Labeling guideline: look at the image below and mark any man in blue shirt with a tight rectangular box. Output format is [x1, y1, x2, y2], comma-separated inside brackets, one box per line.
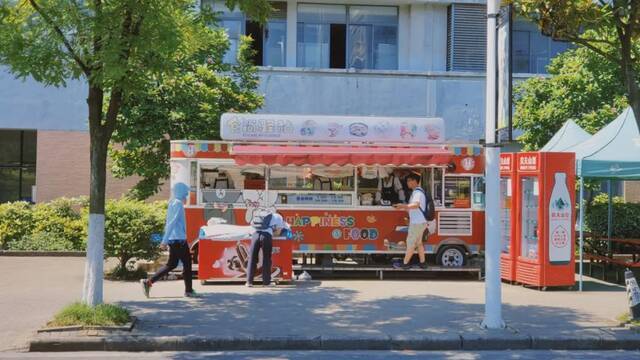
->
[141, 182, 197, 298]
[246, 211, 290, 287]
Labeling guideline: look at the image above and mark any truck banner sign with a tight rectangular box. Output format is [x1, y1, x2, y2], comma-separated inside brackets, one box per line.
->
[220, 113, 445, 144]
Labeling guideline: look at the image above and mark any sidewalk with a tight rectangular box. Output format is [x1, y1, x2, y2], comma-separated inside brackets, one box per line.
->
[28, 270, 640, 351]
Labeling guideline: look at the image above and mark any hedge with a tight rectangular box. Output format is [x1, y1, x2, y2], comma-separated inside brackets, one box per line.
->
[0, 198, 167, 267]
[0, 201, 34, 249]
[104, 198, 165, 270]
[584, 193, 640, 239]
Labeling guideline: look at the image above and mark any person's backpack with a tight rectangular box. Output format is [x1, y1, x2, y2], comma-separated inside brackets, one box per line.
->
[413, 187, 436, 221]
[251, 212, 273, 231]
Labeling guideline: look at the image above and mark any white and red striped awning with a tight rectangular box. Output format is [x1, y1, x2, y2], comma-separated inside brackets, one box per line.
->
[231, 145, 453, 166]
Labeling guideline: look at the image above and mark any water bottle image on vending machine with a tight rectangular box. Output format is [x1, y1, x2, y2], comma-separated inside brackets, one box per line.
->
[549, 172, 572, 265]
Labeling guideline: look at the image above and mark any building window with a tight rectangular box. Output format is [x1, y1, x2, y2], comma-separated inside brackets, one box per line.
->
[446, 4, 487, 72]
[297, 4, 398, 70]
[0, 130, 36, 203]
[447, 6, 570, 74]
[512, 19, 571, 74]
[202, 1, 287, 66]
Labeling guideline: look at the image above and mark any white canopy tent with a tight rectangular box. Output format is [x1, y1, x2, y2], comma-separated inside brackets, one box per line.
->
[556, 108, 640, 290]
[540, 119, 591, 152]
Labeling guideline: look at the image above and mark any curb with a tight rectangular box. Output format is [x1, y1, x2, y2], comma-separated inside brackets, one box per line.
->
[37, 317, 137, 334]
[0, 251, 85, 257]
[28, 332, 640, 352]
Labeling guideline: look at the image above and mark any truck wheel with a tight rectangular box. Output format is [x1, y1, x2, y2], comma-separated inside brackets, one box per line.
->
[437, 245, 467, 267]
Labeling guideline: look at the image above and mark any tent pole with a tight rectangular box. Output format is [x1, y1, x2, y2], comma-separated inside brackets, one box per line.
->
[579, 176, 585, 292]
[607, 180, 613, 255]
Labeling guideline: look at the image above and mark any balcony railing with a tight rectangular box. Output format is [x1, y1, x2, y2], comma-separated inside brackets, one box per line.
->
[257, 66, 488, 142]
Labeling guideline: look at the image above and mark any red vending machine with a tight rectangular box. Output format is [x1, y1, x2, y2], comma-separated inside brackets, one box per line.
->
[515, 152, 576, 288]
[500, 153, 518, 282]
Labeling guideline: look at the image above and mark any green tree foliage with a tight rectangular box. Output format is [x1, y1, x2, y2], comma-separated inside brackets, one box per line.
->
[110, 34, 263, 200]
[514, 0, 640, 130]
[513, 45, 630, 150]
[0, 0, 271, 305]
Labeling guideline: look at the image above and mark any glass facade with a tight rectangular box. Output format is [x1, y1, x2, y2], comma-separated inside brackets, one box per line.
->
[297, 21, 333, 68]
[202, 0, 287, 66]
[297, 4, 398, 70]
[297, 4, 345, 68]
[512, 19, 571, 74]
[0, 130, 36, 203]
[201, 2, 567, 74]
[202, 0, 245, 64]
[264, 20, 287, 67]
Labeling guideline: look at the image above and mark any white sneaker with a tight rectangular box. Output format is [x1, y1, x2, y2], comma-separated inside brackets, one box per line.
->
[265, 282, 277, 288]
[245, 282, 253, 288]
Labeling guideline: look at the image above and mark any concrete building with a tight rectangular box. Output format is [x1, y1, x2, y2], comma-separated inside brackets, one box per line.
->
[4, 0, 633, 204]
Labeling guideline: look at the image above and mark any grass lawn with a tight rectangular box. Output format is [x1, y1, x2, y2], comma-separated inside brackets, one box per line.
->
[617, 312, 640, 327]
[47, 302, 130, 327]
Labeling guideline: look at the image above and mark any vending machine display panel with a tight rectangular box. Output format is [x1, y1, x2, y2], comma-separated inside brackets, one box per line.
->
[520, 177, 540, 261]
[500, 177, 512, 254]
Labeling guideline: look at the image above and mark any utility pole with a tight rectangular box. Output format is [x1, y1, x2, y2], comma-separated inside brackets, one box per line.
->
[481, 0, 505, 330]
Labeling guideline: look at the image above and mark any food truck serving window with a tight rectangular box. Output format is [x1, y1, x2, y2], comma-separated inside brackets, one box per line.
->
[269, 166, 354, 207]
[268, 167, 354, 191]
[444, 176, 471, 208]
[199, 165, 265, 204]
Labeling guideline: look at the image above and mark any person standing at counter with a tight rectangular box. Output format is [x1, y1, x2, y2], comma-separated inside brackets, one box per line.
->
[141, 183, 197, 298]
[393, 173, 429, 269]
[247, 211, 291, 287]
[397, 169, 413, 202]
[376, 169, 405, 205]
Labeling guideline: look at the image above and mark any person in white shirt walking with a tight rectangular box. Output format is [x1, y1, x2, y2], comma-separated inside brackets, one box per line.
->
[393, 172, 429, 269]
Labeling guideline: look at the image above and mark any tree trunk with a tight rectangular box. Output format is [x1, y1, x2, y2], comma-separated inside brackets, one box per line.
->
[624, 68, 640, 129]
[618, 28, 640, 129]
[119, 256, 129, 271]
[82, 86, 108, 307]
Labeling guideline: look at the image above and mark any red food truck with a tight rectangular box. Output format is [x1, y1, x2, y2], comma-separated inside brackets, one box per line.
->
[170, 114, 487, 281]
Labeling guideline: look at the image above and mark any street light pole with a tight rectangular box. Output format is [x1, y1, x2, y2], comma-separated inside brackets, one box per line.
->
[481, 0, 505, 330]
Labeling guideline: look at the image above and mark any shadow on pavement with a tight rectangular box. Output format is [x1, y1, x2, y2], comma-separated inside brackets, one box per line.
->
[579, 279, 626, 292]
[117, 283, 607, 339]
[164, 350, 640, 360]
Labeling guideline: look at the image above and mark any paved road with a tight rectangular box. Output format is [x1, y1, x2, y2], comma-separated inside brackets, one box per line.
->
[0, 257, 631, 351]
[1, 351, 639, 359]
[0, 257, 117, 351]
[0, 257, 86, 351]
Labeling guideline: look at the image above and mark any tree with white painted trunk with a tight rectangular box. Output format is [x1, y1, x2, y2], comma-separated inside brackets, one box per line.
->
[0, 0, 270, 306]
